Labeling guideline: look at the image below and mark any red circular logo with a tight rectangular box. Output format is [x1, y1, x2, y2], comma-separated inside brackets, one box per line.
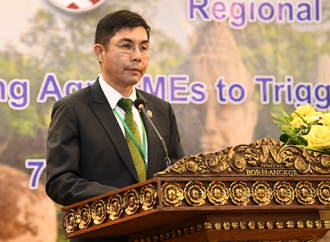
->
[49, 0, 105, 12]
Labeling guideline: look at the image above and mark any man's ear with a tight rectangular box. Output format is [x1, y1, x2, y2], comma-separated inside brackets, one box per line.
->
[94, 44, 104, 62]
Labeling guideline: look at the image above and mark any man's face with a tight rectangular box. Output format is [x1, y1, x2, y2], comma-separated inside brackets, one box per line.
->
[95, 26, 150, 96]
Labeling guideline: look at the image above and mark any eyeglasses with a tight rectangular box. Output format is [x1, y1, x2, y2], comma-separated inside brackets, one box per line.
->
[102, 42, 152, 57]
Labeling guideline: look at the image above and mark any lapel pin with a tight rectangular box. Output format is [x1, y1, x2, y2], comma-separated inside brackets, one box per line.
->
[147, 110, 153, 118]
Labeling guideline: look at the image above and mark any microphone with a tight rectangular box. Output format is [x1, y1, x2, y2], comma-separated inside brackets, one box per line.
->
[134, 98, 172, 168]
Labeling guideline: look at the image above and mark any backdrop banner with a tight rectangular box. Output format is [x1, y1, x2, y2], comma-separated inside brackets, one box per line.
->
[0, 0, 329, 241]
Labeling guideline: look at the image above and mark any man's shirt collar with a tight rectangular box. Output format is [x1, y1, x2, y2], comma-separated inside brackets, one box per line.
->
[98, 75, 137, 109]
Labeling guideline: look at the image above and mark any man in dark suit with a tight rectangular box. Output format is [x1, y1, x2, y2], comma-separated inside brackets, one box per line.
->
[46, 10, 184, 242]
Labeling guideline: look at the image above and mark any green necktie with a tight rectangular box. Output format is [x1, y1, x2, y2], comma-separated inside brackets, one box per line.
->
[117, 99, 147, 182]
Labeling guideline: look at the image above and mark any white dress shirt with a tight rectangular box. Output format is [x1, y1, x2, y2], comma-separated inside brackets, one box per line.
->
[99, 75, 149, 166]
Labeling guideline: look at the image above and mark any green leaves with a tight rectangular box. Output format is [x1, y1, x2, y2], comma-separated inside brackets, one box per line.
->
[271, 109, 308, 146]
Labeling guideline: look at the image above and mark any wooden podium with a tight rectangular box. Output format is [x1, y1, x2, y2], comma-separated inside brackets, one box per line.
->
[61, 138, 330, 242]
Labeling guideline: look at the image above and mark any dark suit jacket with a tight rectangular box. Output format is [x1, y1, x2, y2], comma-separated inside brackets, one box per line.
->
[46, 79, 184, 242]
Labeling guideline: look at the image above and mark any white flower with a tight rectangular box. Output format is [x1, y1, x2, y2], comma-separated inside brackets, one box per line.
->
[311, 116, 320, 120]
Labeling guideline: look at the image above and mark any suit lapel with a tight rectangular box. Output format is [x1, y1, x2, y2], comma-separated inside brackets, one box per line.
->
[89, 79, 139, 183]
[137, 90, 160, 179]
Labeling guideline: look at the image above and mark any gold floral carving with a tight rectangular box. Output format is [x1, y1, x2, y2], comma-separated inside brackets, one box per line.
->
[153, 235, 158, 242]
[207, 181, 229, 206]
[63, 209, 77, 233]
[229, 181, 251, 206]
[239, 222, 246, 229]
[123, 189, 139, 215]
[161, 182, 184, 207]
[317, 181, 330, 205]
[273, 181, 294, 205]
[266, 221, 273, 229]
[286, 221, 294, 229]
[204, 222, 212, 230]
[232, 222, 238, 229]
[146, 237, 151, 242]
[140, 184, 157, 211]
[165, 232, 170, 240]
[297, 221, 304, 228]
[214, 223, 221, 230]
[157, 138, 330, 176]
[76, 204, 92, 229]
[177, 229, 182, 236]
[159, 233, 165, 241]
[223, 222, 230, 230]
[257, 221, 264, 229]
[315, 220, 322, 229]
[183, 227, 189, 235]
[248, 221, 255, 229]
[184, 181, 206, 206]
[252, 181, 273, 205]
[190, 226, 195, 233]
[107, 194, 123, 220]
[91, 200, 107, 225]
[171, 231, 176, 238]
[324, 220, 330, 229]
[276, 221, 284, 229]
[197, 224, 202, 231]
[306, 220, 313, 228]
[295, 181, 315, 205]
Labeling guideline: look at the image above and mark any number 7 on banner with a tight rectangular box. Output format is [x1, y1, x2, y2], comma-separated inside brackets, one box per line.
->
[25, 159, 46, 190]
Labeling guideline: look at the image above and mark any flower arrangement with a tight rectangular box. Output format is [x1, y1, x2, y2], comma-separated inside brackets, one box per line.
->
[271, 103, 330, 154]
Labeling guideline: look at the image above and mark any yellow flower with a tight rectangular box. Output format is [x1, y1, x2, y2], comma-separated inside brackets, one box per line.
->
[292, 104, 315, 118]
[321, 113, 330, 126]
[310, 111, 323, 117]
[291, 116, 315, 128]
[291, 117, 303, 128]
[302, 125, 330, 149]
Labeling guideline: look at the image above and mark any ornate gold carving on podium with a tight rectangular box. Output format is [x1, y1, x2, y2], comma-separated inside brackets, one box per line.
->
[266, 221, 273, 229]
[223, 222, 230, 230]
[184, 181, 206, 206]
[239, 221, 246, 229]
[204, 222, 212, 230]
[123, 189, 139, 215]
[214, 222, 221, 230]
[231, 222, 238, 229]
[252, 181, 273, 205]
[273, 181, 294, 205]
[248, 221, 255, 229]
[317, 181, 330, 205]
[297, 221, 304, 228]
[315, 220, 322, 229]
[162, 182, 184, 207]
[276, 221, 284, 229]
[306, 220, 313, 228]
[140, 184, 157, 211]
[295, 181, 315, 205]
[229, 181, 250, 205]
[76, 204, 92, 229]
[189, 226, 195, 233]
[63, 209, 77, 233]
[107, 194, 123, 220]
[158, 138, 330, 176]
[286, 221, 294, 229]
[91, 200, 106, 225]
[207, 181, 229, 206]
[324, 220, 330, 229]
[257, 221, 264, 229]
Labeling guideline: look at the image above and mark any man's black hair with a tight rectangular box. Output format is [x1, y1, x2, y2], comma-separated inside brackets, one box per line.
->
[95, 10, 151, 46]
